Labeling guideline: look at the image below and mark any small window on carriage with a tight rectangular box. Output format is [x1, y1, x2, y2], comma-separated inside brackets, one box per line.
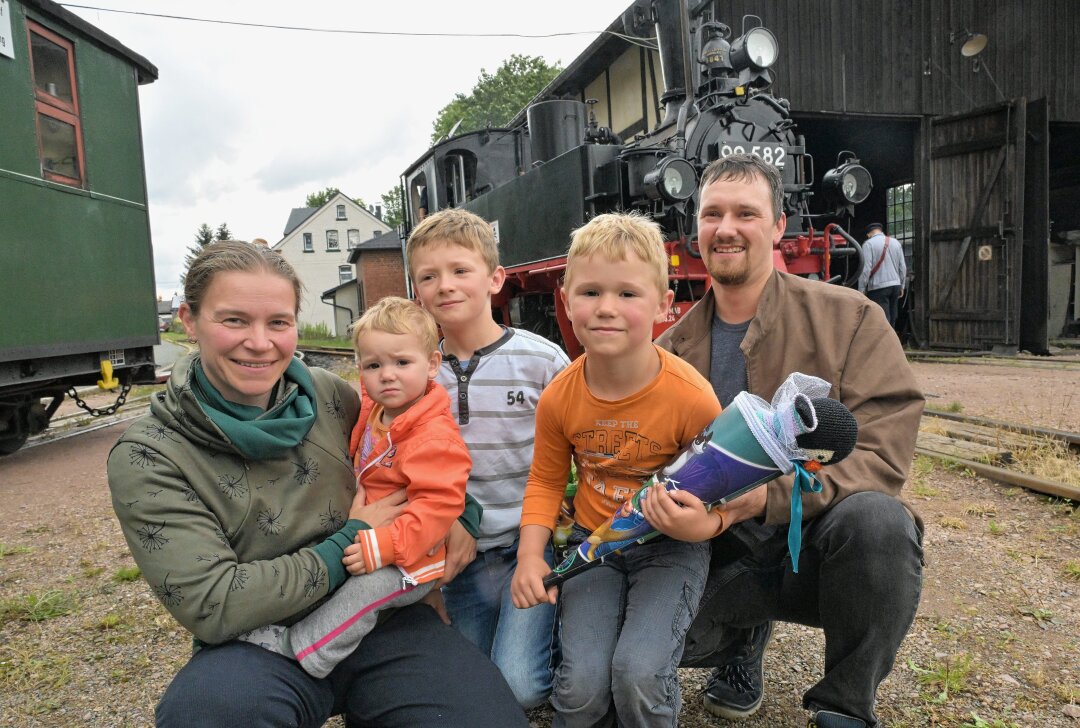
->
[28, 21, 85, 187]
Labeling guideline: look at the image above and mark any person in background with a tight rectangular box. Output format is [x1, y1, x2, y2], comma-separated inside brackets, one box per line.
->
[858, 222, 907, 329]
[107, 241, 526, 728]
[655, 155, 924, 728]
[407, 208, 569, 708]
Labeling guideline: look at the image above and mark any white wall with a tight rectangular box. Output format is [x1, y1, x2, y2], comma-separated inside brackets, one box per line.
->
[273, 193, 391, 336]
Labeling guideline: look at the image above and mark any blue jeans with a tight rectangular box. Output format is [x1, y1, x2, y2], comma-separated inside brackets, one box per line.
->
[442, 541, 557, 709]
[156, 603, 527, 728]
[681, 492, 924, 727]
[553, 530, 710, 728]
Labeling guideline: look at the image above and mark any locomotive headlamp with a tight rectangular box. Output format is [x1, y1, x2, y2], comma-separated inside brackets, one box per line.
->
[644, 157, 697, 202]
[823, 153, 872, 205]
[729, 27, 778, 70]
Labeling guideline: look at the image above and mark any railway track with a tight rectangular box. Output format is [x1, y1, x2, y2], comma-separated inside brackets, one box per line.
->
[26, 354, 1078, 503]
[906, 350, 1080, 371]
[917, 411, 1080, 501]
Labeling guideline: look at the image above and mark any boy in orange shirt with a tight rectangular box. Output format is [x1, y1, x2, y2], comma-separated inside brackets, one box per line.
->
[511, 213, 722, 727]
[240, 296, 470, 678]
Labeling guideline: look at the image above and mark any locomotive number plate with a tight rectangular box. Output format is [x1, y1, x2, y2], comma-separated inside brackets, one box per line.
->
[719, 144, 786, 168]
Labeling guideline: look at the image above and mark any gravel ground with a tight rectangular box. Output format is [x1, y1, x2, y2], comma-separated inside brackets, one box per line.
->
[1, 357, 1078, 727]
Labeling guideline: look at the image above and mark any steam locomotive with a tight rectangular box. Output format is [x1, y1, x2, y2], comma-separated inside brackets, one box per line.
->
[400, 0, 871, 357]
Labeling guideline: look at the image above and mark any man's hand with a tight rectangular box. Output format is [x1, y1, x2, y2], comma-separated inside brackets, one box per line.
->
[342, 543, 369, 576]
[434, 520, 477, 587]
[349, 489, 407, 527]
[712, 484, 767, 528]
[640, 485, 723, 542]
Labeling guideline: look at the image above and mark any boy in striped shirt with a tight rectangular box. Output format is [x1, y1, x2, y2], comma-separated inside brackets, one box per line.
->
[407, 208, 570, 709]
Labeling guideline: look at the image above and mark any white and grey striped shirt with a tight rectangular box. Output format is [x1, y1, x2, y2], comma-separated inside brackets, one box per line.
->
[436, 328, 570, 550]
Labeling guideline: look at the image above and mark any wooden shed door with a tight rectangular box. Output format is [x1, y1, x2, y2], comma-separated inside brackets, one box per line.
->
[927, 101, 1027, 350]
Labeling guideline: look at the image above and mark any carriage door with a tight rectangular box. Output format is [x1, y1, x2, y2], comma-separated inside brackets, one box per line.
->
[926, 99, 1049, 352]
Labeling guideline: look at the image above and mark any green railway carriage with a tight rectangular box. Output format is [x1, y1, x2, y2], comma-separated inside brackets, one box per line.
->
[0, 0, 158, 454]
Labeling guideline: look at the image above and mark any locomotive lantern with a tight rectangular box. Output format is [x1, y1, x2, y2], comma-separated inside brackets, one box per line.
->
[400, 0, 871, 357]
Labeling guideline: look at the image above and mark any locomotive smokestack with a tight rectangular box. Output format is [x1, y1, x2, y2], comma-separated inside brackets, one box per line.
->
[652, 0, 693, 126]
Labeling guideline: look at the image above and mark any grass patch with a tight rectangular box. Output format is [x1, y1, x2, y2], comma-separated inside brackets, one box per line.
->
[960, 714, 1019, 728]
[0, 590, 78, 625]
[128, 383, 165, 399]
[79, 558, 104, 578]
[112, 565, 141, 583]
[97, 613, 123, 630]
[988, 520, 1005, 536]
[1062, 560, 1080, 581]
[965, 502, 996, 517]
[1053, 683, 1080, 702]
[0, 646, 72, 693]
[1008, 439, 1080, 488]
[911, 482, 940, 498]
[939, 516, 968, 530]
[908, 653, 974, 703]
[924, 400, 965, 413]
[0, 543, 32, 558]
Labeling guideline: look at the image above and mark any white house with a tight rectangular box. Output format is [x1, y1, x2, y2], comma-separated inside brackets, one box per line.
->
[272, 192, 391, 336]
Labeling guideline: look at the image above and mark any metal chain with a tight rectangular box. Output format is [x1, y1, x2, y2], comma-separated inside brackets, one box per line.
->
[66, 381, 132, 417]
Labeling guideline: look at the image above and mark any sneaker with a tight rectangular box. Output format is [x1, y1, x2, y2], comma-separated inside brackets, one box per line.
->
[701, 621, 774, 719]
[808, 709, 868, 728]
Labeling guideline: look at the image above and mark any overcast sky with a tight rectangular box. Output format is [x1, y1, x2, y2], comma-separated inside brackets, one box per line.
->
[65, 1, 631, 299]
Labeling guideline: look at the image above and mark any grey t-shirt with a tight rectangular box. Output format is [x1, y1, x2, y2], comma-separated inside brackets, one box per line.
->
[708, 314, 780, 549]
[709, 315, 750, 408]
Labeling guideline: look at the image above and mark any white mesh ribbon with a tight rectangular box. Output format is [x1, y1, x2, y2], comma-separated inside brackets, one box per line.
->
[732, 372, 832, 473]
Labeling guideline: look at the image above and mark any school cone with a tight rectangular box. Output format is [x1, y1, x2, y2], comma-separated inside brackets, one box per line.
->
[542, 373, 858, 589]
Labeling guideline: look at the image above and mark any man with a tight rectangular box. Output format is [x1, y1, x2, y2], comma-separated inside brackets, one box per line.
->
[656, 154, 924, 728]
[858, 222, 907, 329]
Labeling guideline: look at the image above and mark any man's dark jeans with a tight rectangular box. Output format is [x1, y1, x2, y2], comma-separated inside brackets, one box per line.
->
[681, 492, 923, 727]
[867, 285, 902, 328]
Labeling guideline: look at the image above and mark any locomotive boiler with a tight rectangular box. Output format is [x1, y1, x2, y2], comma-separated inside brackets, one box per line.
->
[401, 0, 871, 357]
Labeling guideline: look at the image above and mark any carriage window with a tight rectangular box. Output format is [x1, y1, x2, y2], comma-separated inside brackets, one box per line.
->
[28, 22, 84, 187]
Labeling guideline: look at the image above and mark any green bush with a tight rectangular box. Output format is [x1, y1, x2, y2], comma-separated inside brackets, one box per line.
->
[299, 322, 334, 340]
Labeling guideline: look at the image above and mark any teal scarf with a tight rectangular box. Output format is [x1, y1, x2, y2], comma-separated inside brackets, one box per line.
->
[192, 357, 316, 459]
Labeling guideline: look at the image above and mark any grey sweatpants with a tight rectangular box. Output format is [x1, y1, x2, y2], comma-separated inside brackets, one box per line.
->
[238, 567, 433, 678]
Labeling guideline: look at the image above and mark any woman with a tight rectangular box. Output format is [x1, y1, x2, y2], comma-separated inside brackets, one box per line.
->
[108, 241, 526, 728]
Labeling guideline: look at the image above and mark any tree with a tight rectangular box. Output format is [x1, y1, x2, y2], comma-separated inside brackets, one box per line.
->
[303, 187, 365, 210]
[304, 187, 340, 208]
[214, 222, 232, 241]
[380, 186, 404, 228]
[431, 54, 562, 143]
[180, 223, 217, 285]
